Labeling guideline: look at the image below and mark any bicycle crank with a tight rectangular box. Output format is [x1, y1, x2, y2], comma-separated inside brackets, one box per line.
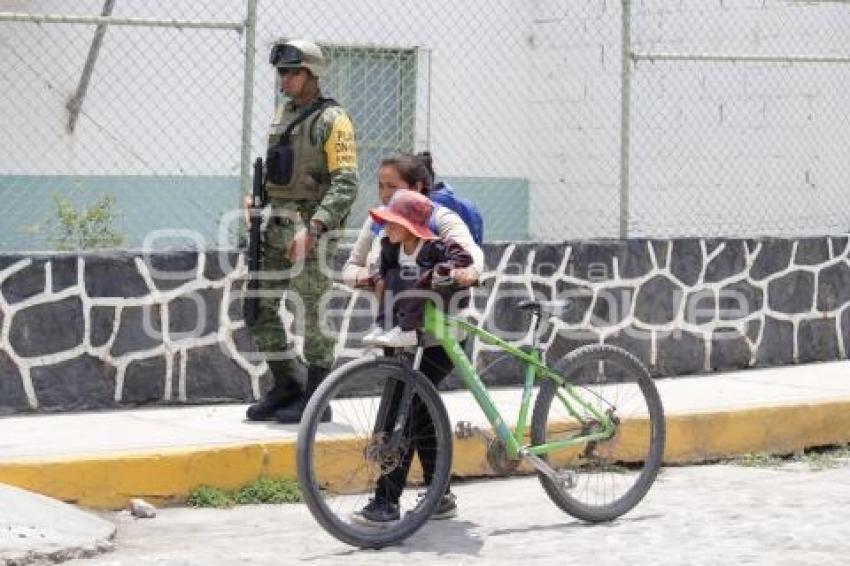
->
[521, 451, 578, 489]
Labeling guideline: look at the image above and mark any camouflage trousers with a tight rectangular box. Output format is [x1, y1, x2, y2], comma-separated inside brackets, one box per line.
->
[247, 201, 338, 381]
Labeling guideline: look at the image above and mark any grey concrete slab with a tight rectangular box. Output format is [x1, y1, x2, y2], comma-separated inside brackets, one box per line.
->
[0, 483, 115, 565]
[64, 461, 850, 565]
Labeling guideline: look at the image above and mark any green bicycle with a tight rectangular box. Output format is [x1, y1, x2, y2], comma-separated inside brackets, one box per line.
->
[297, 299, 666, 548]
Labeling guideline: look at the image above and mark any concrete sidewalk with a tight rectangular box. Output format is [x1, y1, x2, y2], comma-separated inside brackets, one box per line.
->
[1, 360, 849, 509]
[0, 484, 115, 564]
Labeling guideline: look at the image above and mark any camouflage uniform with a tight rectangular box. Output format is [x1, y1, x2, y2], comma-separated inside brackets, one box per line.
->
[251, 102, 357, 366]
[247, 40, 358, 422]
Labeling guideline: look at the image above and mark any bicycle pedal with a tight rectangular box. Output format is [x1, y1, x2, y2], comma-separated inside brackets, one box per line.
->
[455, 421, 474, 439]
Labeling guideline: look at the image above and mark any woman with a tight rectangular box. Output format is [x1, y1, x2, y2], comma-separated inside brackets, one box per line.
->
[343, 153, 482, 288]
[343, 153, 484, 524]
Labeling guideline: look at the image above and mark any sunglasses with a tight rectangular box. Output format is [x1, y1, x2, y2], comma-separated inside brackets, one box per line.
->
[269, 44, 302, 66]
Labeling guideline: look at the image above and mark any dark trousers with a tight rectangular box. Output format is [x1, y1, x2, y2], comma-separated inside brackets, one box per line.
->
[375, 344, 456, 504]
[377, 267, 459, 332]
[376, 266, 427, 331]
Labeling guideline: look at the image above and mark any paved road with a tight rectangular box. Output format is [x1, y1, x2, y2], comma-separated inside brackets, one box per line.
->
[69, 461, 850, 566]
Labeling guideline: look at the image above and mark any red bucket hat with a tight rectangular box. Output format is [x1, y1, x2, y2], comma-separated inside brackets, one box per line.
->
[369, 189, 437, 240]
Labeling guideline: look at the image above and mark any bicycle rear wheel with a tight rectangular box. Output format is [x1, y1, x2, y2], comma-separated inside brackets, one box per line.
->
[531, 344, 665, 522]
[297, 356, 452, 549]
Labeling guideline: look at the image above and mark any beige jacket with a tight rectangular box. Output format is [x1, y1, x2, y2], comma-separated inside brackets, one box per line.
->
[342, 206, 485, 287]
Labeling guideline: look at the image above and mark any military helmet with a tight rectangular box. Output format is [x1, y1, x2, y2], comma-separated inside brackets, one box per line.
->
[269, 39, 328, 77]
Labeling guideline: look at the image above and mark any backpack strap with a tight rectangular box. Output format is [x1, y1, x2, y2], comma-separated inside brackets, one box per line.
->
[428, 203, 441, 236]
[281, 97, 338, 142]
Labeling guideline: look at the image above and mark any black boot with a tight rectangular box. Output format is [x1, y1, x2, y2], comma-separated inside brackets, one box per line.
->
[274, 366, 331, 424]
[308, 366, 333, 423]
[246, 362, 299, 421]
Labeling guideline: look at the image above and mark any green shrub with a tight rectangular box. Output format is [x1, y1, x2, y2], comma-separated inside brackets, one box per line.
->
[234, 477, 302, 505]
[52, 195, 126, 250]
[186, 477, 301, 508]
[186, 485, 234, 508]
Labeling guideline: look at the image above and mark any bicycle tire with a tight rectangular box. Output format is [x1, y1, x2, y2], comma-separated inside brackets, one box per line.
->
[531, 344, 665, 522]
[297, 356, 453, 549]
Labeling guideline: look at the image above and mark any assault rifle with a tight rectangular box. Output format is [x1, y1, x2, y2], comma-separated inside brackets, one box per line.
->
[244, 157, 266, 326]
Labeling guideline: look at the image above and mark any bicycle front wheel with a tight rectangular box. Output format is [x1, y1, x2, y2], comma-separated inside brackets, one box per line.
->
[531, 344, 665, 522]
[297, 356, 453, 549]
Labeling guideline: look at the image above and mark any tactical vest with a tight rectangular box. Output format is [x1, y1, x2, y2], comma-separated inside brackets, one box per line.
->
[265, 99, 335, 201]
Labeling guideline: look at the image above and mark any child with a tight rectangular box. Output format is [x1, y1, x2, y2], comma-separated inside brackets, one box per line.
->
[363, 189, 474, 348]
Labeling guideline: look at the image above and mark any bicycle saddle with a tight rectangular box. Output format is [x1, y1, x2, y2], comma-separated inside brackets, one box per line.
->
[517, 299, 574, 315]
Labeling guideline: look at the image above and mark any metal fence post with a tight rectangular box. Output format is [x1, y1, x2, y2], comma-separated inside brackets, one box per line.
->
[619, 0, 632, 239]
[66, 0, 116, 134]
[239, 0, 258, 198]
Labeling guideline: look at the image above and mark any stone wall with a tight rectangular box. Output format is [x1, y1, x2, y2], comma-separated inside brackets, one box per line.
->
[0, 251, 261, 414]
[2, 236, 848, 413]
[459, 237, 850, 389]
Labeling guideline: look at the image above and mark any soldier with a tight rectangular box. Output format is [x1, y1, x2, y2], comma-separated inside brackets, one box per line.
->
[245, 39, 358, 424]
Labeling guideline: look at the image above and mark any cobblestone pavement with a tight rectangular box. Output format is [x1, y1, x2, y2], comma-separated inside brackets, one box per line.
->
[69, 460, 850, 566]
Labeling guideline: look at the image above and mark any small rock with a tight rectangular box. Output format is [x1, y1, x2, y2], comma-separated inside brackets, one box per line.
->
[129, 498, 157, 519]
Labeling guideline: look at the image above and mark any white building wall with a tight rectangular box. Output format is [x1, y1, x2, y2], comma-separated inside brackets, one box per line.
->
[527, 0, 624, 239]
[0, 0, 532, 178]
[0, 0, 245, 176]
[527, 0, 850, 239]
[2, 0, 850, 240]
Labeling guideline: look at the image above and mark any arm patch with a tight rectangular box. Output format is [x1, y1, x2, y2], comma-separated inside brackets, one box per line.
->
[324, 113, 357, 172]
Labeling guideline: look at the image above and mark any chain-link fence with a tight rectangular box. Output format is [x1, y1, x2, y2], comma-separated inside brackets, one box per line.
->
[0, 0, 248, 251]
[627, 0, 850, 238]
[2, 0, 850, 251]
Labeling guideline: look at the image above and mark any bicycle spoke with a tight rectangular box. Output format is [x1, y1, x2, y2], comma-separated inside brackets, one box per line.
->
[531, 345, 665, 522]
[297, 357, 453, 548]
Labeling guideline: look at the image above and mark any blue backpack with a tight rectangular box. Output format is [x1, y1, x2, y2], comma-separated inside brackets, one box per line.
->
[428, 182, 484, 245]
[371, 182, 484, 244]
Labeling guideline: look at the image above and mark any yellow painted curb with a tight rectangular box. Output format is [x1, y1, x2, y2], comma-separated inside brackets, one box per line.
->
[664, 400, 850, 463]
[0, 441, 297, 509]
[1, 400, 848, 509]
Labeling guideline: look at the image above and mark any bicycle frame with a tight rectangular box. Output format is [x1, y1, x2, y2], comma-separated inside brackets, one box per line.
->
[422, 302, 617, 461]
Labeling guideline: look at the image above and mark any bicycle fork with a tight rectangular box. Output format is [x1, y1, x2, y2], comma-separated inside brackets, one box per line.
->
[369, 347, 425, 463]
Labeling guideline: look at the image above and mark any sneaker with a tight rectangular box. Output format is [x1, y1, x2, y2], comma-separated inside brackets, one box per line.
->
[362, 327, 385, 345]
[351, 498, 400, 525]
[369, 326, 418, 348]
[415, 491, 458, 520]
